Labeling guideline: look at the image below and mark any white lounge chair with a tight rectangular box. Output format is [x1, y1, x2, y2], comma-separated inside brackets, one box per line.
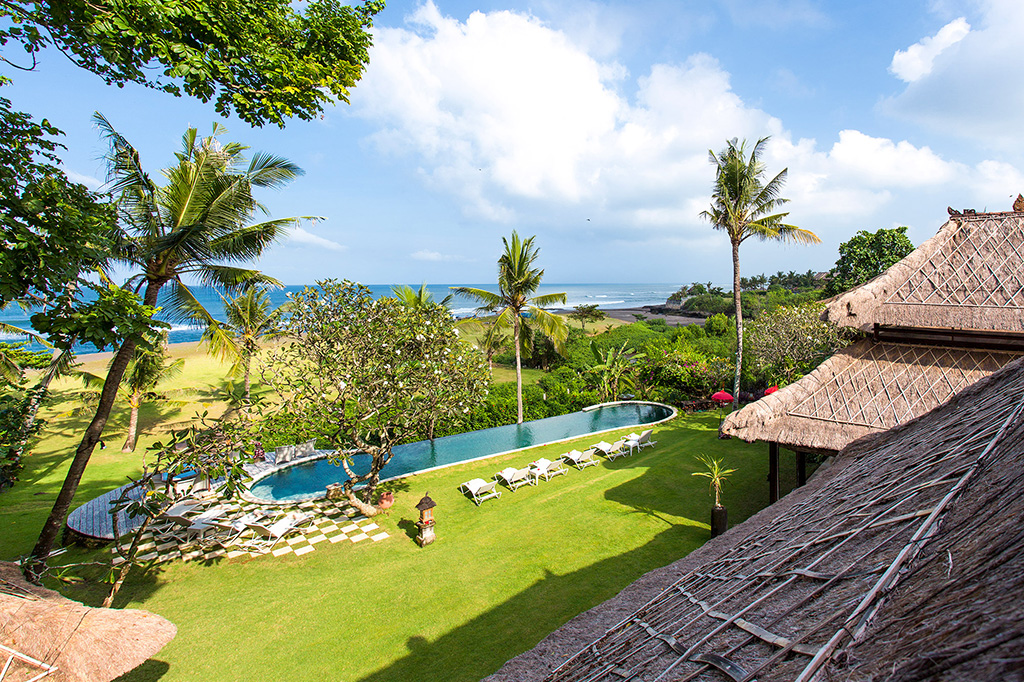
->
[495, 467, 535, 491]
[153, 513, 218, 544]
[460, 478, 502, 506]
[530, 458, 568, 482]
[240, 512, 313, 553]
[207, 511, 266, 545]
[637, 429, 657, 449]
[604, 439, 628, 461]
[563, 448, 600, 470]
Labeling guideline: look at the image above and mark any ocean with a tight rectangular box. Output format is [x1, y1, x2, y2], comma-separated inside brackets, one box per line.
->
[1, 283, 682, 354]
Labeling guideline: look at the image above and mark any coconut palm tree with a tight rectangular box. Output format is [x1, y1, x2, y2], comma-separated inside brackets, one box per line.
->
[189, 287, 288, 404]
[30, 114, 303, 564]
[81, 338, 185, 452]
[452, 232, 567, 424]
[700, 137, 820, 409]
[391, 283, 453, 309]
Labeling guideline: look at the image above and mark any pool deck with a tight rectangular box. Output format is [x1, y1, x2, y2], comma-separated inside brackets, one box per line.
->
[65, 457, 305, 542]
[66, 400, 678, 541]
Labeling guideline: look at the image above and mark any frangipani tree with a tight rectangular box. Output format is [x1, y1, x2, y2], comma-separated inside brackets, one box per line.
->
[260, 280, 489, 515]
[700, 136, 820, 408]
[452, 232, 567, 424]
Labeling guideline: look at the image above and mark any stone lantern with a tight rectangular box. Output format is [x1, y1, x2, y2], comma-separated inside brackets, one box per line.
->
[415, 492, 437, 547]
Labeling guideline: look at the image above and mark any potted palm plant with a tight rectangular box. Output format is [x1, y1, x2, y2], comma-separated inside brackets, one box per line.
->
[693, 454, 736, 537]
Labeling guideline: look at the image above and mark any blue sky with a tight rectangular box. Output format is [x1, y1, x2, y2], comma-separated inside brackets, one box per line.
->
[8, 0, 1024, 286]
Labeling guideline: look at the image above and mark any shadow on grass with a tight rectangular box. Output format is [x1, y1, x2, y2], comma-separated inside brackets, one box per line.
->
[356, 524, 703, 682]
[113, 659, 170, 681]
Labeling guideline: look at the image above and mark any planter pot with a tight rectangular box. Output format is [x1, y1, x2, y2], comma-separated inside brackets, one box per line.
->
[711, 506, 728, 537]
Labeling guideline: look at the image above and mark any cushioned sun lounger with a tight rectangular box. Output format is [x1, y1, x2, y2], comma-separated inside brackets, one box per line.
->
[460, 478, 502, 506]
[495, 466, 535, 491]
[530, 458, 568, 482]
[240, 512, 313, 553]
[604, 439, 628, 461]
[562, 448, 600, 469]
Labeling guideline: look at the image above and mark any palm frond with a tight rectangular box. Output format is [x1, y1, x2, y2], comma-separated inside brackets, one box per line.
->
[529, 292, 567, 308]
[450, 287, 504, 308]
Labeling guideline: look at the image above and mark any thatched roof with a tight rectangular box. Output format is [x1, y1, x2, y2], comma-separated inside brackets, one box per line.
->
[0, 562, 176, 682]
[720, 338, 1019, 453]
[824, 211, 1024, 332]
[486, 355, 1024, 682]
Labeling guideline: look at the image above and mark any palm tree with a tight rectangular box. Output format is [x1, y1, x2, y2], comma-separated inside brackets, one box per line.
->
[391, 283, 453, 309]
[190, 287, 288, 404]
[30, 114, 302, 564]
[81, 339, 185, 452]
[452, 232, 568, 424]
[700, 137, 820, 409]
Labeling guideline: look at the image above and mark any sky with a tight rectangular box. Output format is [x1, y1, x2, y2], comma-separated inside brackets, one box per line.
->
[7, 0, 1024, 287]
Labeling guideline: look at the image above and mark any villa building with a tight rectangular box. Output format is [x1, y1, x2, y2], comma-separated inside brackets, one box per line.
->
[722, 209, 1024, 501]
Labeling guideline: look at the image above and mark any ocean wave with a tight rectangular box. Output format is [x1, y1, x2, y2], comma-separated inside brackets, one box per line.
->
[559, 300, 626, 309]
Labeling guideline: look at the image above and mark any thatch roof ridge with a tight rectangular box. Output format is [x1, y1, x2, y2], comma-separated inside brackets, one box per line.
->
[508, 355, 1024, 682]
[722, 338, 1019, 453]
[0, 562, 176, 681]
[824, 211, 1024, 332]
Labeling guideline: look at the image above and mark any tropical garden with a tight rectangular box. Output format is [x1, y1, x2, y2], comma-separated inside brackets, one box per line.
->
[0, 1, 920, 679]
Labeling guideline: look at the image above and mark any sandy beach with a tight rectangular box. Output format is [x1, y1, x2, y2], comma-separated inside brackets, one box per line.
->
[553, 306, 704, 327]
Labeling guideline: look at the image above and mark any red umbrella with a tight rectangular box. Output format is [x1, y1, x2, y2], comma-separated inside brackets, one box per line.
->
[712, 390, 734, 403]
[765, 385, 779, 395]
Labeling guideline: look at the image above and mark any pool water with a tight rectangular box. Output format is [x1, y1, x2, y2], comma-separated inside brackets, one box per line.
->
[248, 402, 673, 503]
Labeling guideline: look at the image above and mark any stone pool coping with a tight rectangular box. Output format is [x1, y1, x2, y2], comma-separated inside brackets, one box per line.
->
[242, 400, 678, 506]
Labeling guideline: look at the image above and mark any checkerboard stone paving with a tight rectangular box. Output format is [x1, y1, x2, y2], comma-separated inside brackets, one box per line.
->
[112, 498, 389, 566]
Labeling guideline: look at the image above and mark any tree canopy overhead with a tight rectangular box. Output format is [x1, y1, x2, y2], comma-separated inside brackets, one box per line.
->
[1, 0, 384, 127]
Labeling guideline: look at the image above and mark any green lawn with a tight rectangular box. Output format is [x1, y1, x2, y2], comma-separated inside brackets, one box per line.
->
[489, 363, 546, 386]
[2, 345, 810, 681]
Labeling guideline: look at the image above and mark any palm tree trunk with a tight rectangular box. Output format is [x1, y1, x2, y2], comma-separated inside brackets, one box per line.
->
[732, 240, 743, 410]
[243, 355, 252, 405]
[514, 315, 524, 424]
[28, 281, 162, 571]
[122, 396, 140, 452]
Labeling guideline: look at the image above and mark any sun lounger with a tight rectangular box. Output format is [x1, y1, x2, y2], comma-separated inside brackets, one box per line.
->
[563, 448, 600, 470]
[240, 512, 313, 553]
[495, 466, 535, 491]
[604, 439, 628, 461]
[459, 478, 502, 506]
[153, 513, 218, 544]
[530, 458, 568, 482]
[207, 511, 266, 545]
[637, 429, 656, 449]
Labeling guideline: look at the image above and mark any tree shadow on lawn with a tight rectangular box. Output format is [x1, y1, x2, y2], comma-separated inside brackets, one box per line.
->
[354, 423, 748, 682]
[351, 416, 799, 682]
[356, 524, 705, 682]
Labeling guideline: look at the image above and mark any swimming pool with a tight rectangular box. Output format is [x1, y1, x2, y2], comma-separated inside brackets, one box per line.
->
[247, 401, 675, 503]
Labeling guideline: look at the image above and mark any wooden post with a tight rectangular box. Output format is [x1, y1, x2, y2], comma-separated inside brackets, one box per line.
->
[768, 441, 780, 504]
[797, 451, 807, 487]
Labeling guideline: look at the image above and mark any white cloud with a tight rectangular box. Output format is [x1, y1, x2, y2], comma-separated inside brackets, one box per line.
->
[65, 169, 103, 190]
[890, 17, 970, 83]
[287, 226, 346, 251]
[411, 249, 467, 262]
[351, 2, 1024, 249]
[882, 0, 1024, 149]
